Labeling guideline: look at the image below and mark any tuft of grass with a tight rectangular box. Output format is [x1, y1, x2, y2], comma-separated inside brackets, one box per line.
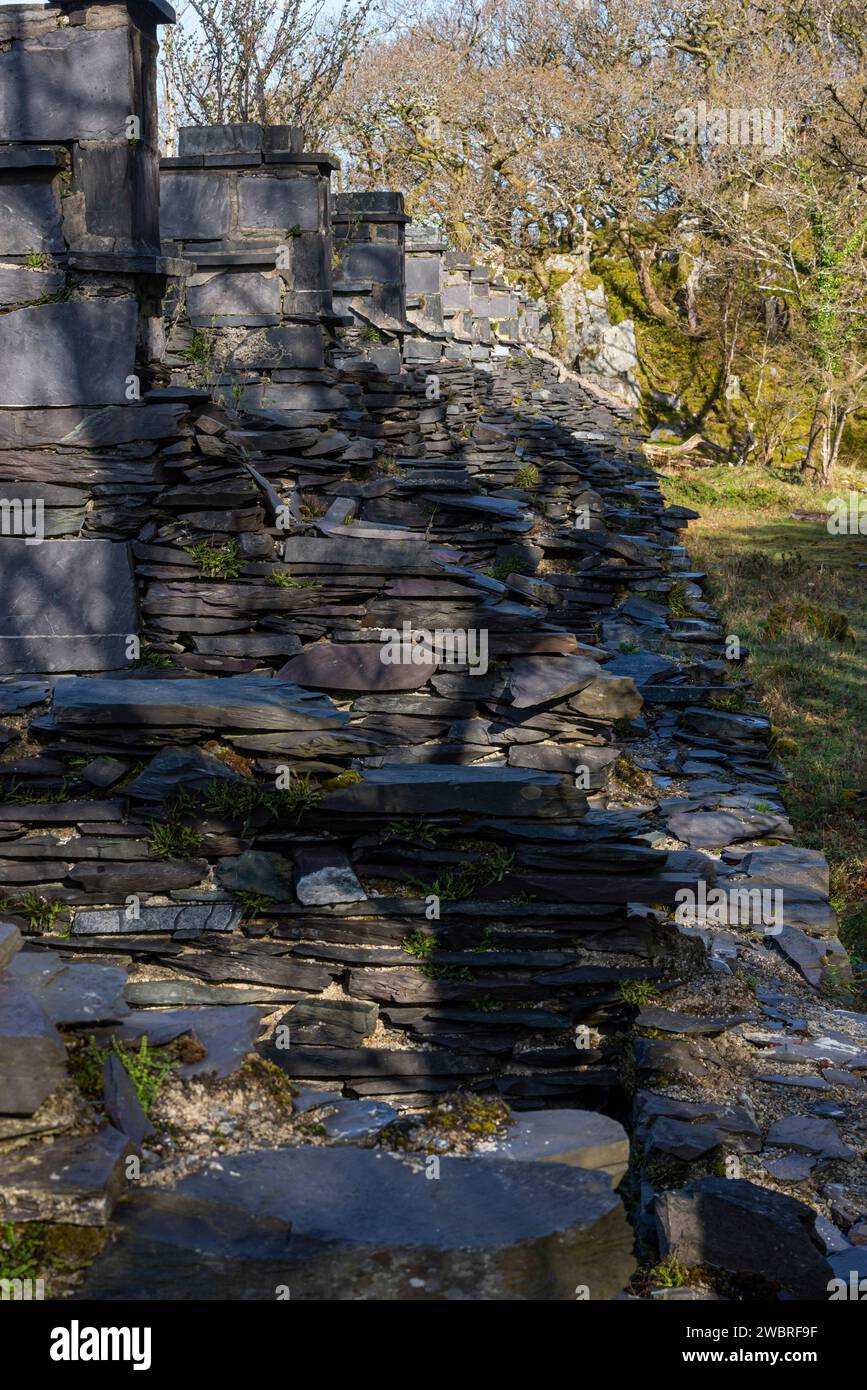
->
[402, 928, 438, 961]
[619, 980, 661, 1006]
[648, 1254, 690, 1289]
[179, 330, 212, 367]
[201, 774, 322, 826]
[236, 892, 276, 921]
[0, 1222, 44, 1282]
[414, 846, 515, 902]
[0, 892, 64, 932]
[708, 690, 747, 712]
[75, 1035, 175, 1116]
[147, 819, 203, 860]
[130, 645, 173, 668]
[0, 777, 71, 805]
[667, 579, 691, 616]
[185, 537, 243, 580]
[268, 570, 322, 589]
[484, 555, 533, 581]
[385, 818, 450, 846]
[765, 601, 852, 644]
[512, 463, 540, 488]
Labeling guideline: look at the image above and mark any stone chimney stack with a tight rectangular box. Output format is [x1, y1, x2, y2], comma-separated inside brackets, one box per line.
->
[160, 123, 341, 413]
[332, 191, 411, 371]
[0, 0, 178, 407]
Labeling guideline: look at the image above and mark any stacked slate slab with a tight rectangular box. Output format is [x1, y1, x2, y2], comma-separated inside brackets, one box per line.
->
[332, 190, 413, 374]
[160, 122, 341, 416]
[0, 0, 183, 410]
[403, 225, 448, 365]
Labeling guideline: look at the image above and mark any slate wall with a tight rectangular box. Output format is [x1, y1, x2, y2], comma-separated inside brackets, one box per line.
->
[404, 228, 447, 365]
[0, 0, 179, 409]
[332, 191, 410, 372]
[159, 124, 340, 412]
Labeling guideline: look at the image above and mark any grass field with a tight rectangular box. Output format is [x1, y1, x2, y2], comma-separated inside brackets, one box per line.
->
[658, 464, 867, 975]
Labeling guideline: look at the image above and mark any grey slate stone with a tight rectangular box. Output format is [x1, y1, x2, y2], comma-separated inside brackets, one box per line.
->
[179, 123, 263, 156]
[160, 174, 231, 241]
[293, 848, 366, 906]
[604, 652, 676, 682]
[0, 179, 64, 255]
[0, 27, 131, 141]
[0, 1126, 133, 1225]
[0, 920, 22, 970]
[0, 268, 65, 305]
[0, 974, 68, 1115]
[320, 764, 588, 819]
[218, 850, 295, 900]
[6, 954, 129, 1025]
[481, 1109, 629, 1185]
[764, 1154, 816, 1182]
[655, 1177, 833, 1299]
[278, 641, 435, 691]
[279, 997, 378, 1047]
[666, 808, 792, 849]
[124, 981, 301, 1008]
[0, 538, 137, 675]
[738, 846, 829, 895]
[102, 1053, 154, 1148]
[238, 175, 320, 231]
[97, 1006, 263, 1079]
[0, 682, 50, 712]
[73, 904, 242, 936]
[765, 1114, 857, 1160]
[317, 1099, 398, 1143]
[0, 300, 138, 407]
[80, 1146, 635, 1300]
[51, 676, 346, 732]
[187, 271, 280, 327]
[124, 746, 244, 801]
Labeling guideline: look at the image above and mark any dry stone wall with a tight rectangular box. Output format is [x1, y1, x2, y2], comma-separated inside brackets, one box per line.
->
[0, 4, 863, 1305]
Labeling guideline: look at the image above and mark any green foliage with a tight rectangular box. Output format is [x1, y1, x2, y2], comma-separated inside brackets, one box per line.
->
[619, 979, 661, 1006]
[0, 892, 64, 932]
[648, 1254, 690, 1289]
[765, 601, 851, 644]
[385, 818, 450, 845]
[402, 928, 438, 961]
[708, 690, 747, 712]
[269, 569, 322, 589]
[0, 777, 71, 805]
[201, 774, 322, 825]
[667, 580, 690, 616]
[185, 537, 243, 580]
[179, 330, 212, 366]
[484, 555, 533, 581]
[147, 818, 203, 860]
[236, 892, 276, 922]
[416, 846, 515, 901]
[75, 1034, 174, 1115]
[512, 463, 540, 488]
[0, 1223, 43, 1282]
[131, 645, 173, 668]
